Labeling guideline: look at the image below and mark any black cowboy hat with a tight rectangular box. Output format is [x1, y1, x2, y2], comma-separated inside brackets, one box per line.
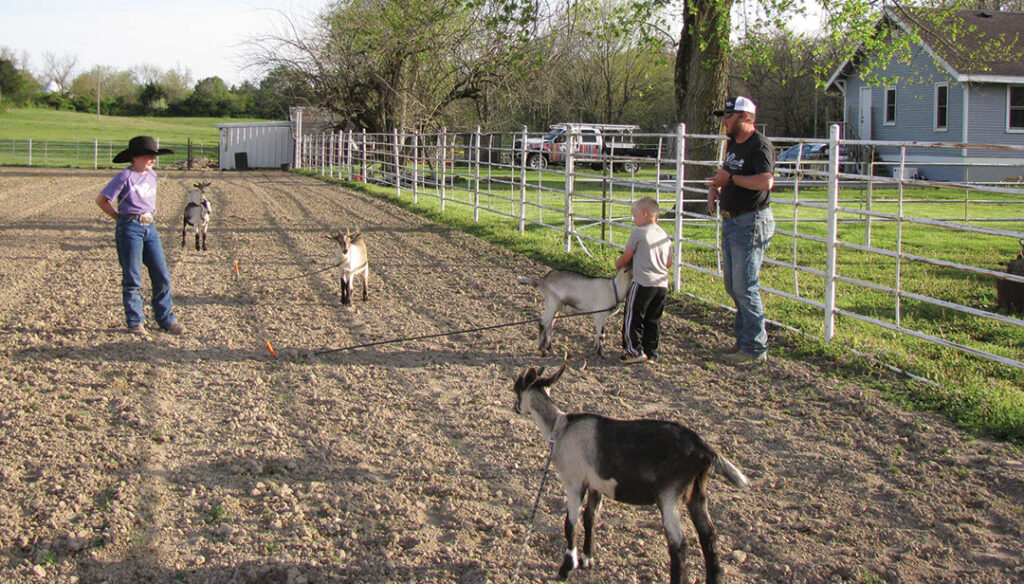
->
[112, 136, 174, 163]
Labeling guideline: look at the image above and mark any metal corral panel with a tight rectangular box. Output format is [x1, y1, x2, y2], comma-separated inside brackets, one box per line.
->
[218, 122, 294, 170]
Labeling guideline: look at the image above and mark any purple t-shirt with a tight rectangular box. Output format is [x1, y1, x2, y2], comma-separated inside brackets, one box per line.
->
[100, 168, 159, 215]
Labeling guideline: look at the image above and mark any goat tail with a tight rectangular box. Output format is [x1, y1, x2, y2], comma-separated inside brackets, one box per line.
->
[517, 277, 537, 287]
[714, 456, 750, 488]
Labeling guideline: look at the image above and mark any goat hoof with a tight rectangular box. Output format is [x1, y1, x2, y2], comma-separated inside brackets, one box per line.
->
[557, 554, 577, 579]
[580, 556, 595, 569]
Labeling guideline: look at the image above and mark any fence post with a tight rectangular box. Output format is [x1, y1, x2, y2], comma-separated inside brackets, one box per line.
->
[321, 133, 327, 176]
[563, 126, 576, 253]
[440, 127, 448, 212]
[474, 126, 482, 222]
[393, 128, 402, 197]
[519, 126, 528, 235]
[344, 130, 352, 180]
[412, 132, 419, 203]
[339, 130, 348, 176]
[673, 123, 686, 291]
[823, 123, 841, 341]
[94, 139, 99, 170]
[896, 145, 907, 330]
[361, 129, 367, 183]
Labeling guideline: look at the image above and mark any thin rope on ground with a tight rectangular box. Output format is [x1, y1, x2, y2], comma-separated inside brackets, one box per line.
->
[313, 308, 614, 356]
[510, 441, 555, 584]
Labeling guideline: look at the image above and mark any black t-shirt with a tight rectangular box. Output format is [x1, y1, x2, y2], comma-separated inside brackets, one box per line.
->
[721, 131, 774, 213]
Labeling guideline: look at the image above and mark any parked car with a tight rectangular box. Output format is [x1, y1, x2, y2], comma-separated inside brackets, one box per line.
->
[776, 142, 858, 176]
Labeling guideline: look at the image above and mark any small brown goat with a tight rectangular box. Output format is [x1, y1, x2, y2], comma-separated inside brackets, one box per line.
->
[996, 239, 1024, 313]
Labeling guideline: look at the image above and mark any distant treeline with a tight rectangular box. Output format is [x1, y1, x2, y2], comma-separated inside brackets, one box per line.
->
[0, 57, 294, 119]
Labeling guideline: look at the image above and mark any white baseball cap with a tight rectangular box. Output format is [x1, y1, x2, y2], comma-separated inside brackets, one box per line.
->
[713, 96, 757, 116]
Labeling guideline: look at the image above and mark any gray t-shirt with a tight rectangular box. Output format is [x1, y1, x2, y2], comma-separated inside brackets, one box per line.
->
[626, 222, 671, 288]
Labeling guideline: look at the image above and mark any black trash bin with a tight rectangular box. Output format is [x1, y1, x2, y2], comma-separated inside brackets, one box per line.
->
[234, 152, 249, 170]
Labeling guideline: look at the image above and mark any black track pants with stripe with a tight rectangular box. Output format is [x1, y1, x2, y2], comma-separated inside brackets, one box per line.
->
[621, 282, 667, 358]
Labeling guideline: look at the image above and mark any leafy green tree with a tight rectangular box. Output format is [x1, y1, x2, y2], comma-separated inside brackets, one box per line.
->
[160, 67, 193, 104]
[729, 29, 843, 138]
[139, 82, 169, 113]
[0, 58, 36, 106]
[181, 76, 234, 116]
[248, 0, 536, 131]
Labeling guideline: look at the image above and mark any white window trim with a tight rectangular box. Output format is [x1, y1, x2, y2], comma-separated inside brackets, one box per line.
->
[1008, 85, 1024, 134]
[884, 87, 897, 126]
[934, 82, 949, 132]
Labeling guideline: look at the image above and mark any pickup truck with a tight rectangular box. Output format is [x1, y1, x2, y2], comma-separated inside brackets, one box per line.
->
[512, 123, 645, 172]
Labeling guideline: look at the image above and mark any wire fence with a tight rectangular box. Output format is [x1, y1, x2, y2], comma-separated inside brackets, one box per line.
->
[0, 138, 219, 169]
[298, 124, 1024, 370]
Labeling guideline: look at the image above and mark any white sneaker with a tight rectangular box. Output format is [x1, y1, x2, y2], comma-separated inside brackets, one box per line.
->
[619, 353, 649, 365]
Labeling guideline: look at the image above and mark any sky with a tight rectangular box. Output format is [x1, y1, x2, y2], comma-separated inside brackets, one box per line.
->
[0, 0, 331, 87]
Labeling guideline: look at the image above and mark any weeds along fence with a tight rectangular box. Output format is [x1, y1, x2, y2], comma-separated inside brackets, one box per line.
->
[0, 138, 218, 169]
[305, 124, 1024, 370]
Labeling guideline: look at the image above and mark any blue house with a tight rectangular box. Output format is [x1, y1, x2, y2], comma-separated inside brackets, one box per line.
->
[826, 7, 1024, 182]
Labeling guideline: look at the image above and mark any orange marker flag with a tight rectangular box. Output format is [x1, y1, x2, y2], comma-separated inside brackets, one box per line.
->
[233, 260, 240, 276]
[266, 340, 277, 357]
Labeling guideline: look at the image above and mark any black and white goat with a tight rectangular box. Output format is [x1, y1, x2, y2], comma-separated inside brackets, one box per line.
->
[325, 229, 368, 305]
[181, 181, 212, 251]
[517, 266, 632, 356]
[512, 364, 749, 584]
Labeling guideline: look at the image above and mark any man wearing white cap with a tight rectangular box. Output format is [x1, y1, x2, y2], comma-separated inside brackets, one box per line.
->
[706, 96, 776, 363]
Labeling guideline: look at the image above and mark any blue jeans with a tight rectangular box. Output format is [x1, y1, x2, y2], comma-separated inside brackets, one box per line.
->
[721, 208, 775, 356]
[115, 217, 176, 328]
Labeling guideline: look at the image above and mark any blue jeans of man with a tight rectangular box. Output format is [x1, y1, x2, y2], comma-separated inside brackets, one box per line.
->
[721, 207, 775, 356]
[115, 217, 176, 328]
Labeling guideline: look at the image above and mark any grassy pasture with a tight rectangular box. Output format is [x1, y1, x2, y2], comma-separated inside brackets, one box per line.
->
[301, 165, 1024, 444]
[0, 106, 273, 142]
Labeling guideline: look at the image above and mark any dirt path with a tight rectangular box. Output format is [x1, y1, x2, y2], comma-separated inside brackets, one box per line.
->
[0, 167, 1021, 584]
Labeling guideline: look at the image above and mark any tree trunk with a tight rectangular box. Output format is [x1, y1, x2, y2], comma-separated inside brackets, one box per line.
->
[675, 0, 734, 157]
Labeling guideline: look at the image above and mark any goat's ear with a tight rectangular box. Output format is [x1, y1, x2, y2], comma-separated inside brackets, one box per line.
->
[351, 232, 363, 242]
[545, 362, 566, 386]
[513, 368, 531, 393]
[515, 367, 540, 392]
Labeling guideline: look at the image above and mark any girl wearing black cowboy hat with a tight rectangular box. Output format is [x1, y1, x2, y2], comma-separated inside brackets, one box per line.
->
[96, 136, 184, 336]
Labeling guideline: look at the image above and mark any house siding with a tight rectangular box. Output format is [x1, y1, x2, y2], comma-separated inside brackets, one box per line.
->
[842, 42, 1024, 182]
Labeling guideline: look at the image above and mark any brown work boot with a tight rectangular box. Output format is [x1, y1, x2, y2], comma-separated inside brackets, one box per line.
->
[160, 321, 185, 335]
[721, 350, 766, 365]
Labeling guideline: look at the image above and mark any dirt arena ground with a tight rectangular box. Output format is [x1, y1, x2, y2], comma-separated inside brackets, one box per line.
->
[1, 167, 1022, 584]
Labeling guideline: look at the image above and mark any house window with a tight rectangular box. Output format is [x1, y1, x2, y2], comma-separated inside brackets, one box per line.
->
[885, 87, 897, 125]
[935, 83, 948, 131]
[1010, 86, 1024, 132]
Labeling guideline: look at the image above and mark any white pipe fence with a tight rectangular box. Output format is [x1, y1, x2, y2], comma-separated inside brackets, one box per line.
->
[296, 124, 1024, 370]
[0, 138, 218, 169]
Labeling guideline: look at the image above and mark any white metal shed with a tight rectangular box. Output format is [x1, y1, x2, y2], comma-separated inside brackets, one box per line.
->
[218, 121, 295, 170]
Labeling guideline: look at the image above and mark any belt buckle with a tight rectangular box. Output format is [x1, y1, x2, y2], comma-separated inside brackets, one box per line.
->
[139, 213, 154, 225]
[721, 210, 735, 220]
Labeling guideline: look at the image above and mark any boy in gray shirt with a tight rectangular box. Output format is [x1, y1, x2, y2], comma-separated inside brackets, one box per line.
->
[615, 197, 672, 364]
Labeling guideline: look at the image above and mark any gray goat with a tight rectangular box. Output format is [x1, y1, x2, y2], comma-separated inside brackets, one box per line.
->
[512, 364, 749, 584]
[181, 181, 212, 251]
[517, 266, 632, 356]
[326, 229, 368, 305]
